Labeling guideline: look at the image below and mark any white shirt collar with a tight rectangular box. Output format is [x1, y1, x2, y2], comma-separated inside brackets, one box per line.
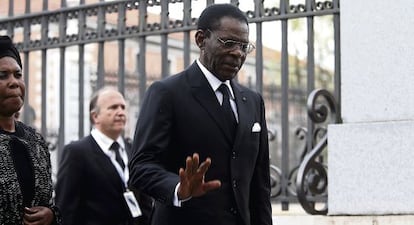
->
[196, 59, 235, 100]
[90, 128, 125, 154]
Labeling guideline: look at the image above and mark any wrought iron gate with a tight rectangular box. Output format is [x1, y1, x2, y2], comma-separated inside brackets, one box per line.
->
[0, 0, 340, 214]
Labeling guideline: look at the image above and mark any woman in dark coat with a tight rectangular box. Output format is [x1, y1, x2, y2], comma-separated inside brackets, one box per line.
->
[0, 35, 61, 225]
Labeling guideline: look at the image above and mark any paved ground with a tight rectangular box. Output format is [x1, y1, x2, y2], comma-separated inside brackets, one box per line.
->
[272, 202, 309, 225]
[272, 202, 307, 216]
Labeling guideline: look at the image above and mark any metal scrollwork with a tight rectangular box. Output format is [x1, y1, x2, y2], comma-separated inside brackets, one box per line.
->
[290, 4, 306, 13]
[264, 7, 280, 16]
[296, 89, 340, 215]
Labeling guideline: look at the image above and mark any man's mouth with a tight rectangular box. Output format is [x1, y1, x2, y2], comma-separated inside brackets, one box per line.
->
[223, 63, 239, 71]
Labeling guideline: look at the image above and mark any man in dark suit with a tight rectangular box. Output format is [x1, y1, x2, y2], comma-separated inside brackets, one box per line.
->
[129, 4, 272, 225]
[55, 87, 152, 225]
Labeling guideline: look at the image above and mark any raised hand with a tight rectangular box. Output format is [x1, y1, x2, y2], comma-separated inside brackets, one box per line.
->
[177, 153, 221, 200]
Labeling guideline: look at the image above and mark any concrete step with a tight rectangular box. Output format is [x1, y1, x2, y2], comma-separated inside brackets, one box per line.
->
[272, 204, 414, 225]
[273, 215, 414, 225]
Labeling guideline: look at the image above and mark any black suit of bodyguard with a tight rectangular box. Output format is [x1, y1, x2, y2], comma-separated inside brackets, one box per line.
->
[55, 87, 152, 225]
[129, 4, 272, 225]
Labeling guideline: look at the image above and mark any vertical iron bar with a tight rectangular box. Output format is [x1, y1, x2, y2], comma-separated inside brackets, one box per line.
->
[58, 1, 67, 162]
[78, 45, 85, 138]
[59, 48, 65, 161]
[254, 0, 264, 94]
[23, 53, 30, 123]
[40, 0, 48, 136]
[118, 40, 126, 93]
[22, 14, 30, 126]
[306, 0, 315, 153]
[25, 0, 30, 14]
[8, 0, 13, 16]
[78, 5, 86, 138]
[118, 2, 126, 94]
[183, 33, 190, 68]
[183, 0, 191, 68]
[280, 0, 290, 211]
[7, 0, 14, 36]
[41, 48, 47, 136]
[138, 0, 147, 105]
[42, 1, 47, 11]
[333, 0, 341, 121]
[161, 0, 169, 78]
[97, 5, 105, 89]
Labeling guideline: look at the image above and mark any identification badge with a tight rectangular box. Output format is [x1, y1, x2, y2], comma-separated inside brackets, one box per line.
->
[123, 191, 142, 218]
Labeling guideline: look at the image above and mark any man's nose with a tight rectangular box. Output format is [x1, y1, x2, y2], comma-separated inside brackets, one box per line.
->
[230, 46, 246, 57]
[117, 107, 126, 114]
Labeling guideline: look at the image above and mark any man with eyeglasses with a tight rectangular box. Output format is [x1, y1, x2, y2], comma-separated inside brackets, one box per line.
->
[129, 3, 272, 225]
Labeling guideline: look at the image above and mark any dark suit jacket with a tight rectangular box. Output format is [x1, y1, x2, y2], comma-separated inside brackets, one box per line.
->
[129, 62, 272, 225]
[55, 135, 153, 225]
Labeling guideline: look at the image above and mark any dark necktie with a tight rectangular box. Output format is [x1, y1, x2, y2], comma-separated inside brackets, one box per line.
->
[218, 84, 237, 139]
[110, 142, 125, 170]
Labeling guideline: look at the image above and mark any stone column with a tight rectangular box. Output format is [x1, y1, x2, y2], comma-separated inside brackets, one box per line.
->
[328, 0, 414, 215]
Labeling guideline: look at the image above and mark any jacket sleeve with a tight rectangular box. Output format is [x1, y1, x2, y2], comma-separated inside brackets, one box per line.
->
[129, 81, 180, 205]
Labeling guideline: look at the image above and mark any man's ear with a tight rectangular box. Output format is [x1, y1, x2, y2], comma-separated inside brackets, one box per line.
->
[91, 111, 98, 124]
[195, 29, 206, 49]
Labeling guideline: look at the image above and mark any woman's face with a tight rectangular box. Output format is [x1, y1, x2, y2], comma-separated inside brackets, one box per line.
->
[0, 56, 25, 117]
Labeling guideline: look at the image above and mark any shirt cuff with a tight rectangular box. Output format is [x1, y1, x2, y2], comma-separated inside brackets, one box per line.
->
[173, 182, 191, 207]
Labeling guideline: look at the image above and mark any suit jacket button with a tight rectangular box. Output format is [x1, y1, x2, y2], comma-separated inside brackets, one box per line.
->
[232, 151, 236, 159]
[232, 180, 237, 188]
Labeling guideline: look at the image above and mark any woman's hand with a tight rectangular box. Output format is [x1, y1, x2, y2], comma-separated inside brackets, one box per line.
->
[23, 206, 54, 225]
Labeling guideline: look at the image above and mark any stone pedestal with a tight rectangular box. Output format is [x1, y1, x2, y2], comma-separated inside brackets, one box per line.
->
[328, 0, 414, 215]
[329, 121, 414, 214]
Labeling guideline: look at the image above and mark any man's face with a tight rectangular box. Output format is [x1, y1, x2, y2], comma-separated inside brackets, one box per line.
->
[92, 90, 126, 139]
[0, 56, 25, 117]
[198, 17, 250, 81]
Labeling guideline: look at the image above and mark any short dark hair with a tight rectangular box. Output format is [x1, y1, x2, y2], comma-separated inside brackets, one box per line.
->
[197, 4, 248, 32]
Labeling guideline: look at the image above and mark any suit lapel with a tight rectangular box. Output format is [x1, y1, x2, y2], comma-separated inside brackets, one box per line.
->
[232, 82, 249, 146]
[88, 137, 125, 190]
[187, 63, 234, 144]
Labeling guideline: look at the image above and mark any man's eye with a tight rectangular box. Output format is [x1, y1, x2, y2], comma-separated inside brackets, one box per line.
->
[224, 40, 237, 48]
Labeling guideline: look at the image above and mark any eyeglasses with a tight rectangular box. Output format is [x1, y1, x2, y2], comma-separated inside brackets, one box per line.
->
[207, 29, 255, 54]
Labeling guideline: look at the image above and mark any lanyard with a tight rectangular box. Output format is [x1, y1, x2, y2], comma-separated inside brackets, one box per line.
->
[108, 150, 129, 188]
